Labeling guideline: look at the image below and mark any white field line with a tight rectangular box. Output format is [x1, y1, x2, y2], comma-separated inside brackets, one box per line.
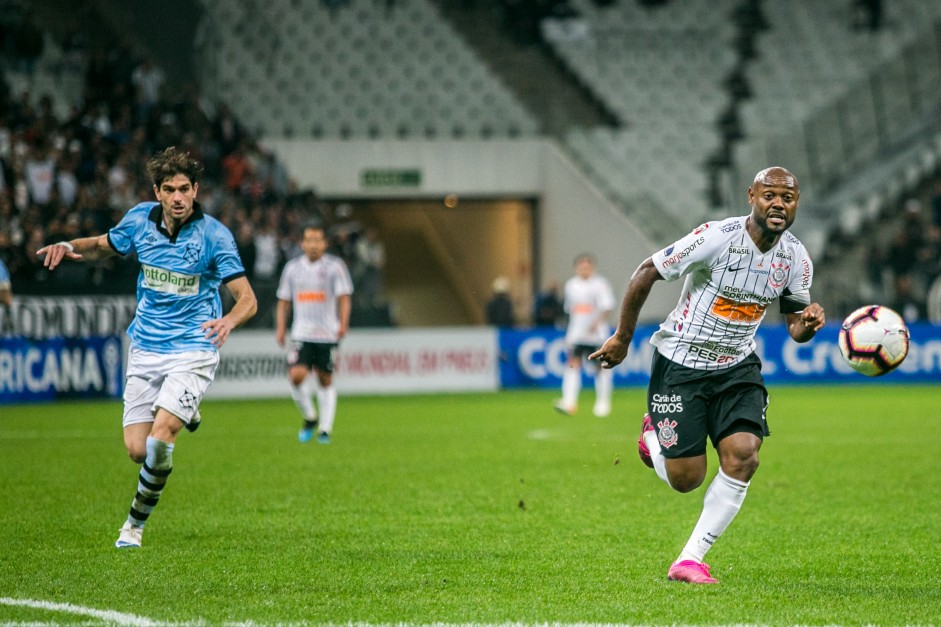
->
[0, 597, 171, 626]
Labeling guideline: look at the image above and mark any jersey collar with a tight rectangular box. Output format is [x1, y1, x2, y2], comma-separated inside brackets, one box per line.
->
[147, 201, 205, 243]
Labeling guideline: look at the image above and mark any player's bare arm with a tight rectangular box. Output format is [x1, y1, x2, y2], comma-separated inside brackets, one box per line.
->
[784, 303, 825, 343]
[337, 294, 352, 340]
[37, 234, 116, 270]
[202, 276, 257, 348]
[590, 257, 663, 368]
[275, 299, 292, 347]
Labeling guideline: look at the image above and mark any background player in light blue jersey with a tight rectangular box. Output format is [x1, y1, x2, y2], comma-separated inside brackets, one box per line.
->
[0, 258, 12, 333]
[38, 147, 257, 549]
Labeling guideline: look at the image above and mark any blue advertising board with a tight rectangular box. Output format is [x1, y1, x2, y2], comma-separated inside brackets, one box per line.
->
[499, 323, 941, 388]
[0, 336, 124, 404]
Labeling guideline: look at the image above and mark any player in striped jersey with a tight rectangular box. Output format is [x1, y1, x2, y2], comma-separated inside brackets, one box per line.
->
[276, 223, 353, 444]
[591, 167, 826, 584]
[38, 147, 258, 549]
[554, 253, 616, 417]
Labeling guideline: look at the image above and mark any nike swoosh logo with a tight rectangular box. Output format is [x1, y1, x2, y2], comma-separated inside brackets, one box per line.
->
[728, 264, 745, 272]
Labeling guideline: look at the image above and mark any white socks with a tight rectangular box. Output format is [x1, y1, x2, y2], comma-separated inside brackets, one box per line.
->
[643, 429, 671, 485]
[293, 377, 338, 434]
[678, 468, 749, 563]
[593, 367, 612, 411]
[290, 379, 316, 421]
[561, 366, 581, 408]
[317, 384, 337, 434]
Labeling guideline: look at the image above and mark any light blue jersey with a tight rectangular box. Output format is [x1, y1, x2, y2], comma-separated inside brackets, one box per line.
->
[0, 259, 10, 287]
[108, 202, 246, 353]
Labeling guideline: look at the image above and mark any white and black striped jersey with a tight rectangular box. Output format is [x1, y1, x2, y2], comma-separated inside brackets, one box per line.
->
[650, 215, 813, 370]
[276, 253, 353, 343]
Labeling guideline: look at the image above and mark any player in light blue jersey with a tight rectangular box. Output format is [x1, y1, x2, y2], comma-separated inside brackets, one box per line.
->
[38, 147, 257, 549]
[0, 258, 12, 333]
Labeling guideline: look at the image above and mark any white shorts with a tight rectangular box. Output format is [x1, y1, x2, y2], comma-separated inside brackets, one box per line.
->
[123, 347, 220, 428]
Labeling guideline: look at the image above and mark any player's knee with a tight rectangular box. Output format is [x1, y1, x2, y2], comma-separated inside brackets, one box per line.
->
[288, 366, 309, 386]
[722, 452, 759, 481]
[126, 445, 146, 464]
[666, 467, 706, 493]
[718, 431, 762, 480]
[669, 475, 705, 493]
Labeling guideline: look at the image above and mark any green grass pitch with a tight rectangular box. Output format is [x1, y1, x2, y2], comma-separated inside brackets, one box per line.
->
[1, 385, 939, 625]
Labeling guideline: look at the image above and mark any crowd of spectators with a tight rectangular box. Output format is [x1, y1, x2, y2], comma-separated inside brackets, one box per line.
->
[868, 185, 941, 323]
[0, 16, 390, 328]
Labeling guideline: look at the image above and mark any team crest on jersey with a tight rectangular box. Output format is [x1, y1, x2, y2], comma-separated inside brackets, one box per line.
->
[182, 243, 201, 264]
[769, 260, 789, 288]
[657, 418, 678, 449]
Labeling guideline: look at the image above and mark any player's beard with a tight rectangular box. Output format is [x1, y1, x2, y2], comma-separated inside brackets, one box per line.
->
[758, 210, 791, 234]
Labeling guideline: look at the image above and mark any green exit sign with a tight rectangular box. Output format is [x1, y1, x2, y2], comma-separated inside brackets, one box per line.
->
[361, 169, 422, 188]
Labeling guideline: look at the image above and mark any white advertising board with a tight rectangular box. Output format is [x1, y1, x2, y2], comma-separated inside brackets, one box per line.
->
[207, 327, 499, 399]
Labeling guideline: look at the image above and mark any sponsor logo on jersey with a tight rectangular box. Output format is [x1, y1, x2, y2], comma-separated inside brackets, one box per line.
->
[728, 245, 749, 255]
[297, 290, 327, 303]
[141, 264, 199, 296]
[692, 223, 710, 235]
[720, 222, 742, 233]
[688, 343, 742, 364]
[800, 258, 811, 288]
[660, 237, 705, 268]
[721, 286, 776, 304]
[774, 250, 792, 261]
[711, 296, 766, 323]
[657, 418, 679, 448]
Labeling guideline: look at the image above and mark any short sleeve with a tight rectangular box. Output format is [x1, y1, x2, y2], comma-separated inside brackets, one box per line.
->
[276, 261, 293, 301]
[210, 223, 246, 282]
[333, 259, 354, 296]
[107, 207, 144, 256]
[651, 222, 719, 281]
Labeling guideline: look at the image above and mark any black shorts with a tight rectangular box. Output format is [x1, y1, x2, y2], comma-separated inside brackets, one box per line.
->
[567, 343, 601, 372]
[288, 341, 338, 373]
[647, 350, 770, 459]
[570, 343, 601, 360]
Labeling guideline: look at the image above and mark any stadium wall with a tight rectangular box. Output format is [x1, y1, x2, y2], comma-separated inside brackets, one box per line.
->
[263, 139, 679, 320]
[3, 316, 940, 403]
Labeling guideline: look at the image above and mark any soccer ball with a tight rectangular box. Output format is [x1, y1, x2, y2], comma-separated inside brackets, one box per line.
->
[838, 305, 910, 376]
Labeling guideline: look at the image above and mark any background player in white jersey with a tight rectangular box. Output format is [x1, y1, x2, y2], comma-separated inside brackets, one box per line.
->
[554, 253, 616, 417]
[38, 147, 258, 549]
[590, 167, 826, 584]
[276, 223, 353, 444]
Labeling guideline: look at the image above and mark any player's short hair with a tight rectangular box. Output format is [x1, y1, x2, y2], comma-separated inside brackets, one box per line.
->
[147, 147, 203, 187]
[574, 253, 596, 266]
[301, 220, 327, 235]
